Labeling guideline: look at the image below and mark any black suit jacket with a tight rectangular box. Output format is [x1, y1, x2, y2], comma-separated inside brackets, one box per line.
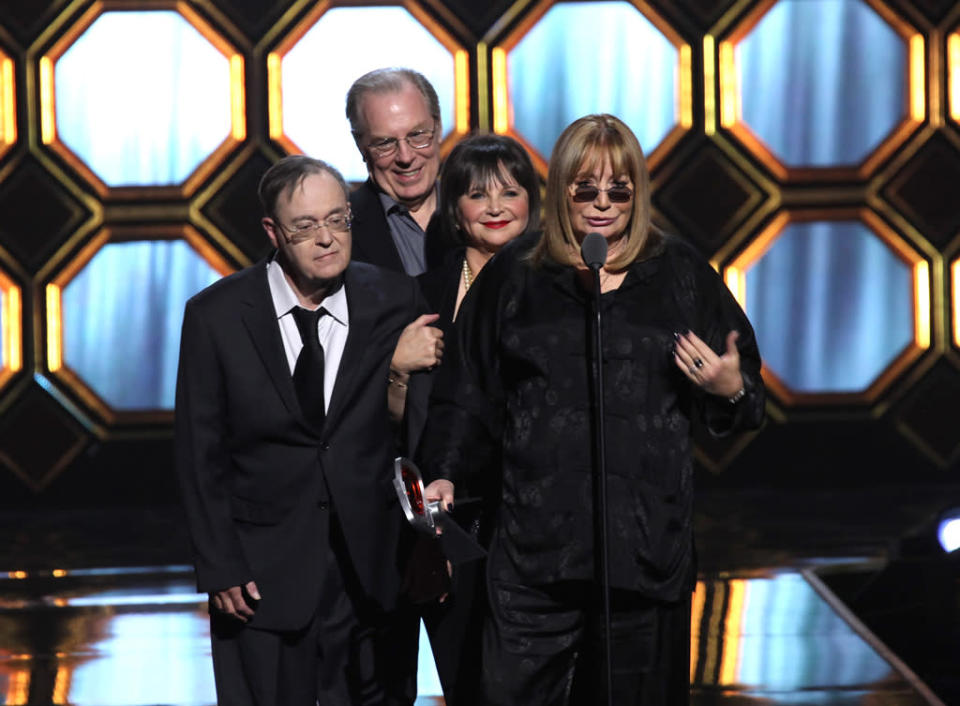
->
[416, 248, 462, 329]
[349, 178, 452, 274]
[404, 250, 463, 457]
[350, 179, 405, 272]
[175, 258, 425, 631]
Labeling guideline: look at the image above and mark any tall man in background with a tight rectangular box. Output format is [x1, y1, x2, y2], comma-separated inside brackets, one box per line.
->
[346, 67, 446, 275]
[176, 155, 424, 705]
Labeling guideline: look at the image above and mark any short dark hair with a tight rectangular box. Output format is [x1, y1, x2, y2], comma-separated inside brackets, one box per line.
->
[437, 133, 541, 248]
[345, 67, 441, 140]
[258, 155, 349, 219]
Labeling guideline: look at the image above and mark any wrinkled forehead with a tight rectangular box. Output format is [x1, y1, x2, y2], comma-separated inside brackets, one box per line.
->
[359, 83, 433, 135]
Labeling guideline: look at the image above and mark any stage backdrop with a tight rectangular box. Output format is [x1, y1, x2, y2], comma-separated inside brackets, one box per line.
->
[0, 0, 959, 507]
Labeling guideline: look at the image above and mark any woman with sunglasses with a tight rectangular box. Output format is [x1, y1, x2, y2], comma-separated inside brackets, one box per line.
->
[419, 114, 764, 705]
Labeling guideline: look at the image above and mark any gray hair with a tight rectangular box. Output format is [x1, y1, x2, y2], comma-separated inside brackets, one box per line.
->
[258, 155, 350, 219]
[345, 67, 441, 139]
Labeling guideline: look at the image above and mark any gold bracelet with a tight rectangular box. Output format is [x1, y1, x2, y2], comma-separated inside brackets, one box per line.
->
[728, 387, 746, 404]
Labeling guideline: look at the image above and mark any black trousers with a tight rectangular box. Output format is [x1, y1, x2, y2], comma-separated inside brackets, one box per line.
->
[482, 548, 690, 706]
[422, 557, 487, 706]
[209, 516, 419, 706]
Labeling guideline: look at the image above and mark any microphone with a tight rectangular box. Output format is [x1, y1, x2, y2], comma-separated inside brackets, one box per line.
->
[581, 230, 613, 704]
[580, 232, 607, 271]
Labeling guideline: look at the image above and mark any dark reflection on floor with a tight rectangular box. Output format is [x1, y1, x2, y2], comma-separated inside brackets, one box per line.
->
[817, 554, 960, 706]
[1, 484, 956, 705]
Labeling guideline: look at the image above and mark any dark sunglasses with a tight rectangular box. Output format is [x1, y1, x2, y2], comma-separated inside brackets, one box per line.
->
[571, 184, 633, 203]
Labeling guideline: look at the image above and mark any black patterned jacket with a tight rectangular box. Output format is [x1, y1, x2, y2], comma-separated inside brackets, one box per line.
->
[418, 231, 765, 600]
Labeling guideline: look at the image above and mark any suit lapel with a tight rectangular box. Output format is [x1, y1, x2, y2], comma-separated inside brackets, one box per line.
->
[324, 264, 376, 432]
[239, 262, 300, 417]
[351, 180, 404, 272]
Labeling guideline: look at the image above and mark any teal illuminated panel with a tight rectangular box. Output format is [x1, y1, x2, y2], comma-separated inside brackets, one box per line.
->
[737, 0, 906, 166]
[736, 574, 897, 688]
[509, 1, 676, 159]
[66, 610, 216, 705]
[61, 240, 221, 410]
[65, 613, 443, 703]
[281, 6, 456, 182]
[55, 11, 231, 186]
[745, 222, 913, 392]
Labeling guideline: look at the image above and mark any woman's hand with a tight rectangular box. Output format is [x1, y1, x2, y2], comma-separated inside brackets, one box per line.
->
[423, 479, 455, 599]
[424, 479, 455, 512]
[674, 329, 744, 399]
[391, 313, 444, 375]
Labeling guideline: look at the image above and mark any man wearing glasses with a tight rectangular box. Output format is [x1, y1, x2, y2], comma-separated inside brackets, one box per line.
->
[176, 155, 426, 705]
[346, 67, 446, 276]
[346, 67, 448, 422]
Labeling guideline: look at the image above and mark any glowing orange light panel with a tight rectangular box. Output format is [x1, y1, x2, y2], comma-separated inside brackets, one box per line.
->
[0, 267, 21, 391]
[0, 50, 15, 158]
[953, 257, 960, 348]
[950, 32, 960, 124]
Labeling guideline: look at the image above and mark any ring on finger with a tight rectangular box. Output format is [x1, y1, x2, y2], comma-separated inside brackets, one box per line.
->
[693, 358, 703, 369]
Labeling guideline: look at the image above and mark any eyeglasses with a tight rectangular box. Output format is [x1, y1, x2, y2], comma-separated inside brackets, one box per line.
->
[570, 184, 633, 203]
[275, 212, 351, 244]
[366, 124, 437, 159]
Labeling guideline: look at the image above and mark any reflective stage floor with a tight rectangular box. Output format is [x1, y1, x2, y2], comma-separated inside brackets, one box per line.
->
[1, 484, 957, 705]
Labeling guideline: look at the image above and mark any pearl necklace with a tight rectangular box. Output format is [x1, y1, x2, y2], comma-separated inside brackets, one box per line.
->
[462, 258, 474, 291]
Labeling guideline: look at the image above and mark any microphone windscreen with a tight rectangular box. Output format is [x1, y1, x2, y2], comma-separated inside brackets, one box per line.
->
[580, 232, 607, 270]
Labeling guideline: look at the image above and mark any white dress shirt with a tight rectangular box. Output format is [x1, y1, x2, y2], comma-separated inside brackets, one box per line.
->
[266, 259, 349, 412]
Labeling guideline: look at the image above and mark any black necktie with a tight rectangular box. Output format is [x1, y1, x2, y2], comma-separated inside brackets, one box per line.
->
[291, 306, 326, 432]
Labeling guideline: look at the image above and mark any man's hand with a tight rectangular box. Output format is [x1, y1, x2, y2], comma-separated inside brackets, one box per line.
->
[392, 314, 444, 375]
[210, 580, 260, 622]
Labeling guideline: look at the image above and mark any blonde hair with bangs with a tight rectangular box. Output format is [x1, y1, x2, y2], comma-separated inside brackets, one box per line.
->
[534, 114, 658, 269]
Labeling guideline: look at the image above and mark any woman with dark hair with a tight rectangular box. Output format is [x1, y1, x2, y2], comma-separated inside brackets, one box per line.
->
[389, 133, 540, 418]
[391, 132, 540, 705]
[389, 134, 540, 402]
[392, 133, 540, 435]
[420, 114, 765, 705]
[419, 132, 541, 325]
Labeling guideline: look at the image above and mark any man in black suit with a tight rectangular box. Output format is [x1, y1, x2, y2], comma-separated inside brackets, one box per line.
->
[346, 67, 448, 275]
[344, 67, 449, 417]
[175, 155, 429, 705]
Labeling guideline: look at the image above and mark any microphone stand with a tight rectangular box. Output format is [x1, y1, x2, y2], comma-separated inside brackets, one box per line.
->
[588, 259, 613, 706]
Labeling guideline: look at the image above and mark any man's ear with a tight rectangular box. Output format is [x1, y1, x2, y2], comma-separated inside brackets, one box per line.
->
[262, 217, 280, 249]
[350, 130, 367, 163]
[352, 131, 368, 165]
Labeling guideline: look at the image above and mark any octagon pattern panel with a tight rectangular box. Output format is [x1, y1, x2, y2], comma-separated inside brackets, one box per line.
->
[50, 9, 240, 191]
